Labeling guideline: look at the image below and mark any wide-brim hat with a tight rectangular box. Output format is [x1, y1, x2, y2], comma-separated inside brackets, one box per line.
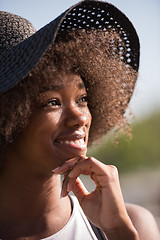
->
[0, 0, 140, 143]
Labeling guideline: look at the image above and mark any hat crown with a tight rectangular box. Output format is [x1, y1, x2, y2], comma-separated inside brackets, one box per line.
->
[0, 11, 36, 55]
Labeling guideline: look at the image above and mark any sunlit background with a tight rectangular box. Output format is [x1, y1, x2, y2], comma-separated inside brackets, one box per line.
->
[1, 0, 160, 228]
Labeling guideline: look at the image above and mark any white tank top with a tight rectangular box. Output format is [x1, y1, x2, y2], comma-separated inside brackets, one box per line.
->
[42, 195, 98, 240]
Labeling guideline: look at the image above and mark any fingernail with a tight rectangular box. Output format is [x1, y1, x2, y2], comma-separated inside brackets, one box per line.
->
[52, 166, 61, 173]
[60, 189, 65, 197]
[61, 189, 68, 198]
[67, 183, 70, 192]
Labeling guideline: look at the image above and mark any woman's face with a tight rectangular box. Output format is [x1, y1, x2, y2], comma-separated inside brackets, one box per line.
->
[11, 74, 92, 174]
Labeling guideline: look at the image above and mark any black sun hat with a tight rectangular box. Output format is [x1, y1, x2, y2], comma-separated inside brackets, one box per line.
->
[0, 0, 139, 94]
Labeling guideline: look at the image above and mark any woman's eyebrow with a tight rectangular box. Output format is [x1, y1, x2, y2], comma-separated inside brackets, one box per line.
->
[40, 84, 65, 93]
[40, 82, 85, 94]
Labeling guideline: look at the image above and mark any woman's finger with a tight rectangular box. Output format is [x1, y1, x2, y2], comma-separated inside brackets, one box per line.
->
[52, 157, 79, 174]
[68, 157, 106, 178]
[52, 155, 86, 174]
[61, 171, 70, 197]
[68, 157, 119, 188]
[68, 177, 89, 204]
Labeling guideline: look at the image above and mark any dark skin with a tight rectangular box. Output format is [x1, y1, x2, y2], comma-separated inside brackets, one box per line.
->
[0, 73, 159, 240]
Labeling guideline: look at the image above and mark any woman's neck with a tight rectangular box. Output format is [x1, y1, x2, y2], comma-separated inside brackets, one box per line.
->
[0, 158, 72, 239]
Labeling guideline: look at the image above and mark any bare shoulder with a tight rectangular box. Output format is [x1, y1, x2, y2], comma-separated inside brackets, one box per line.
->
[125, 203, 160, 240]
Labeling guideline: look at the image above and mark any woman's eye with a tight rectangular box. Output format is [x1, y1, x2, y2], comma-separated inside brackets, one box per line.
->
[77, 95, 88, 106]
[44, 99, 61, 108]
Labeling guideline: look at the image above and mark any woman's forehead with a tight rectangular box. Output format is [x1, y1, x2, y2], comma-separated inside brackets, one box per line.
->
[40, 73, 85, 93]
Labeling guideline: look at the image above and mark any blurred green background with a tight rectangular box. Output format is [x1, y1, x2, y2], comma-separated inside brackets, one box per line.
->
[88, 111, 160, 173]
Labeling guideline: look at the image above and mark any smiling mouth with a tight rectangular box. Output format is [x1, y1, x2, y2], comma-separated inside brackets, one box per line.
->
[55, 137, 87, 150]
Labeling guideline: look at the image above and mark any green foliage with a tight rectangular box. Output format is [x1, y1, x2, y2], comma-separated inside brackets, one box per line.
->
[88, 112, 160, 173]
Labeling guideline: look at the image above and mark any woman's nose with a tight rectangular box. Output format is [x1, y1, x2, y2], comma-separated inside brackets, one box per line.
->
[65, 106, 88, 128]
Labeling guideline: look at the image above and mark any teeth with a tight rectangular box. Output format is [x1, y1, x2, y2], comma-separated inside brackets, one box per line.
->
[75, 140, 79, 145]
[79, 139, 84, 145]
[58, 138, 85, 146]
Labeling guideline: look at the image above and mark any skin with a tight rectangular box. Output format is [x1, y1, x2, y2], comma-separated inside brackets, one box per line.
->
[0, 73, 159, 240]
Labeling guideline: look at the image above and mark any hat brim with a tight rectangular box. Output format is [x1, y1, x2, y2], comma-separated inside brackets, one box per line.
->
[0, 11, 66, 93]
[0, 0, 139, 94]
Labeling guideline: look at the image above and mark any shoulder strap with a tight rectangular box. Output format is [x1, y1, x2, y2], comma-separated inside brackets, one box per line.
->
[89, 220, 106, 240]
[69, 195, 106, 239]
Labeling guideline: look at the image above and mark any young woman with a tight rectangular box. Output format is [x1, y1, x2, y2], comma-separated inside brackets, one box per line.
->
[0, 1, 159, 239]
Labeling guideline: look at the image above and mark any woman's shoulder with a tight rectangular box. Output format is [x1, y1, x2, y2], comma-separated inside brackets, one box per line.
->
[125, 202, 160, 239]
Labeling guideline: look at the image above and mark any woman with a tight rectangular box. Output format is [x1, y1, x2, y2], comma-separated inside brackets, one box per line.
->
[0, 1, 159, 239]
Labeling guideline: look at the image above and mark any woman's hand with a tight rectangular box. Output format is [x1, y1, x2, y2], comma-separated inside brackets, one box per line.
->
[53, 156, 139, 240]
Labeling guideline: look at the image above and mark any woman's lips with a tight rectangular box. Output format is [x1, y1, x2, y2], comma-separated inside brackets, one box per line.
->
[54, 137, 87, 151]
[55, 133, 87, 151]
